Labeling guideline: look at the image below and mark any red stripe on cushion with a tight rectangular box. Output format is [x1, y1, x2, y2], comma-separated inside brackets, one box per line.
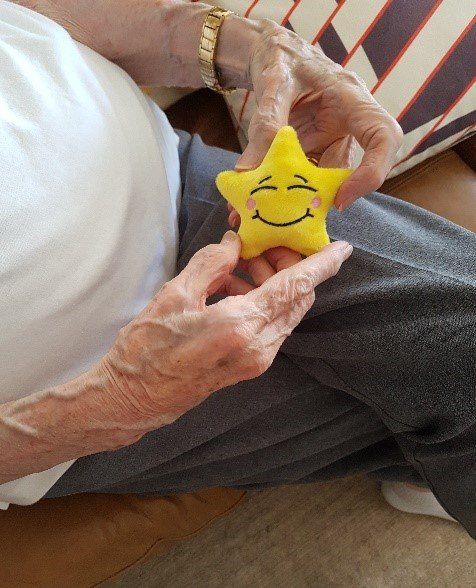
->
[412, 113, 475, 156]
[311, 0, 347, 46]
[245, 0, 260, 18]
[341, 0, 394, 67]
[397, 18, 475, 121]
[282, 0, 303, 27]
[371, 0, 444, 94]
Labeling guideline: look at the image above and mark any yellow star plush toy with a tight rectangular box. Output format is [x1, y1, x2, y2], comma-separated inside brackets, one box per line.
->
[216, 126, 353, 259]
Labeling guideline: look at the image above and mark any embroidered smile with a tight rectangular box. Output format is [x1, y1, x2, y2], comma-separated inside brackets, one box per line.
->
[252, 208, 314, 227]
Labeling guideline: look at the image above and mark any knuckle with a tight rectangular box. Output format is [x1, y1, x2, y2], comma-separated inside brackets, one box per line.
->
[341, 69, 368, 91]
[373, 111, 404, 149]
[221, 319, 251, 352]
[155, 279, 187, 306]
[195, 243, 231, 272]
[291, 274, 315, 298]
[252, 114, 281, 141]
[390, 119, 404, 147]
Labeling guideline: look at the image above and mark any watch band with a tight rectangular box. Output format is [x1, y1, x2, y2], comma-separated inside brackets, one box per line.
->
[198, 7, 235, 94]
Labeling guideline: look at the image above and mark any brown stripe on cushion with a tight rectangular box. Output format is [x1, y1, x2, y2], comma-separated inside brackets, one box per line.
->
[362, 0, 436, 79]
[412, 112, 475, 156]
[371, 0, 444, 94]
[398, 25, 475, 134]
[318, 23, 348, 65]
[311, 0, 346, 46]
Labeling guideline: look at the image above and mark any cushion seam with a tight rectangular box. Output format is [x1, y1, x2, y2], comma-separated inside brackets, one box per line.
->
[94, 490, 246, 587]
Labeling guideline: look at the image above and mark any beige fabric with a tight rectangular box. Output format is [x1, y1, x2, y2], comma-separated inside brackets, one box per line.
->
[117, 476, 476, 587]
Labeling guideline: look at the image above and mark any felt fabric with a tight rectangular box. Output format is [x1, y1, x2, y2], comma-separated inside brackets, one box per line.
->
[216, 126, 351, 258]
[46, 132, 476, 539]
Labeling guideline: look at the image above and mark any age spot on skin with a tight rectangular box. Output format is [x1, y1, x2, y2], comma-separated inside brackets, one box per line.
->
[311, 197, 321, 209]
[246, 197, 256, 210]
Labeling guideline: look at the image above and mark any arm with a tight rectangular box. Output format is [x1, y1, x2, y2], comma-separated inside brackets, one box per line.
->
[0, 235, 352, 483]
[16, 0, 402, 206]
[0, 369, 149, 484]
[14, 1, 256, 89]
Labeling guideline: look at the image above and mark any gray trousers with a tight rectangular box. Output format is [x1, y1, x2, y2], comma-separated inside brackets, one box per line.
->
[47, 132, 476, 538]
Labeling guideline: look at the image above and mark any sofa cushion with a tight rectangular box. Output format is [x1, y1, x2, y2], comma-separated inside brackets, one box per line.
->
[0, 488, 245, 588]
[381, 146, 476, 231]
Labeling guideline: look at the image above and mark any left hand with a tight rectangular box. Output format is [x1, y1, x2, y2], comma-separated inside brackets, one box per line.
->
[232, 19, 403, 210]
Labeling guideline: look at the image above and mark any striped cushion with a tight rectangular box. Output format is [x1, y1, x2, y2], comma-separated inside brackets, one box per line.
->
[215, 0, 475, 178]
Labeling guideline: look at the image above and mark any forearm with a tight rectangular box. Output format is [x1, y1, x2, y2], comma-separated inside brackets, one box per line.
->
[14, 0, 262, 88]
[113, 0, 261, 88]
[0, 367, 149, 484]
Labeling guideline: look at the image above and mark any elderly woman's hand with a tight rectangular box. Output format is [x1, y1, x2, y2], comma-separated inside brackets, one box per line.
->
[226, 20, 403, 210]
[22, 2, 402, 209]
[99, 232, 352, 426]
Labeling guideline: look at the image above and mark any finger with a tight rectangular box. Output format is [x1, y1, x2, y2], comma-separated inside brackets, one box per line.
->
[246, 241, 352, 323]
[175, 231, 242, 308]
[264, 247, 302, 272]
[235, 78, 294, 170]
[228, 209, 240, 228]
[335, 124, 402, 210]
[318, 135, 357, 169]
[246, 255, 276, 286]
[335, 98, 403, 209]
[218, 274, 255, 296]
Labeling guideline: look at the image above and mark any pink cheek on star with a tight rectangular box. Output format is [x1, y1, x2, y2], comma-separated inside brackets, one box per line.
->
[311, 197, 321, 209]
[246, 197, 256, 210]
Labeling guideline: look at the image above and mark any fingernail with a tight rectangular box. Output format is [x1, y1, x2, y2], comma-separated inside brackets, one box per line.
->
[235, 149, 259, 171]
[339, 196, 355, 211]
[235, 161, 257, 171]
[329, 240, 353, 258]
[342, 244, 353, 259]
[221, 230, 237, 243]
[329, 240, 349, 250]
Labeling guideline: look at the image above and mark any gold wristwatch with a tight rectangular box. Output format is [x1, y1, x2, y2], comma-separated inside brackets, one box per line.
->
[198, 7, 235, 94]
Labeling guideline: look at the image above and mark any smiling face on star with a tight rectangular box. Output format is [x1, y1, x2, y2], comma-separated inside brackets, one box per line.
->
[246, 172, 322, 227]
[215, 126, 352, 259]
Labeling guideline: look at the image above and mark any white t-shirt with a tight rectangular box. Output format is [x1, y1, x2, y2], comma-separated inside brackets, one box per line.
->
[0, 2, 181, 508]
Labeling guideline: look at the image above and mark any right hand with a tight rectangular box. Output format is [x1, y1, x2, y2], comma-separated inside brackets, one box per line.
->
[99, 231, 352, 430]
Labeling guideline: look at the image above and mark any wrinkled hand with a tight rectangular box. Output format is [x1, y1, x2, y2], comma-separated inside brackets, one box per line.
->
[99, 232, 352, 427]
[236, 20, 403, 210]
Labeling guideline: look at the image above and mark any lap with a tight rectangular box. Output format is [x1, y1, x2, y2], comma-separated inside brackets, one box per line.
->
[48, 132, 476, 536]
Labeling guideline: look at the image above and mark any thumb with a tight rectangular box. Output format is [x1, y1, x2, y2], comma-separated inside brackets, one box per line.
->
[176, 231, 242, 307]
[236, 82, 293, 171]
